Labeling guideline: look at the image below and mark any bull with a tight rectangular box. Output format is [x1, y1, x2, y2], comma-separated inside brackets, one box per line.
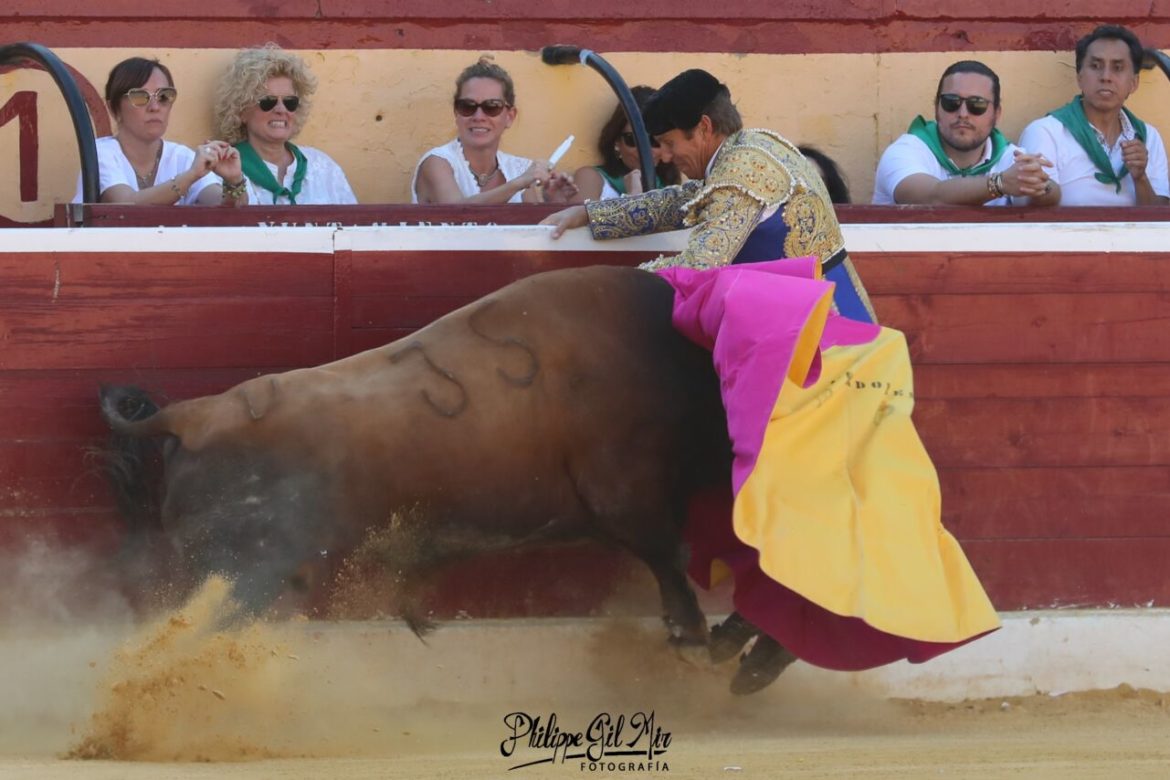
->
[99, 266, 734, 659]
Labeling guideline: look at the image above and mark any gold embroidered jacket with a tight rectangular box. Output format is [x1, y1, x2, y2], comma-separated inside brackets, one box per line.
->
[584, 128, 848, 271]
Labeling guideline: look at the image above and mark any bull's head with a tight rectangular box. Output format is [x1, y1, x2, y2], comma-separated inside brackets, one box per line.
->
[99, 385, 335, 616]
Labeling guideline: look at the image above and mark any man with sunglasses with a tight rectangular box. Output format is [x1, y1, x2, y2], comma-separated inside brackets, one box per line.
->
[873, 60, 1054, 206]
[1018, 25, 1169, 206]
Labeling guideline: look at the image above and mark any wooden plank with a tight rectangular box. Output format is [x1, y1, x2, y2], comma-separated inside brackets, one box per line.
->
[350, 250, 637, 298]
[915, 363, 1170, 400]
[894, 0, 1156, 20]
[352, 296, 473, 329]
[68, 204, 564, 228]
[916, 396, 1170, 468]
[57, 203, 1170, 229]
[2, 252, 333, 301]
[332, 250, 352, 359]
[853, 252, 1170, 295]
[940, 467, 1170, 540]
[873, 293, 1170, 364]
[10, 13, 1170, 55]
[350, 329, 414, 354]
[964, 538, 1170, 610]
[0, 299, 335, 370]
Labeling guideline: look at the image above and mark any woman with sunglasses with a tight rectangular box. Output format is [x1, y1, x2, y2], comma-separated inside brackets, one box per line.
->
[571, 86, 681, 203]
[214, 44, 357, 205]
[412, 57, 576, 204]
[72, 57, 246, 205]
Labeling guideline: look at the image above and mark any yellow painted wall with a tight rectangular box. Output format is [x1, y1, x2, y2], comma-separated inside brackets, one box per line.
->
[4, 47, 1170, 220]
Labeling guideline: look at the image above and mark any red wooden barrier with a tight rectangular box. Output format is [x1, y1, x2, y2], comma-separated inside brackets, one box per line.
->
[2, 212, 1169, 615]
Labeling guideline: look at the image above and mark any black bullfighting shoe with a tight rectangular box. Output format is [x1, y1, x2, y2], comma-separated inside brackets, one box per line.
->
[729, 635, 798, 695]
[708, 611, 759, 664]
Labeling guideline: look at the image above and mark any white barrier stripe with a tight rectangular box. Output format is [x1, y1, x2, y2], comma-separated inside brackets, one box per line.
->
[841, 222, 1170, 253]
[0, 226, 338, 254]
[332, 224, 687, 253]
[1, 221, 1168, 254]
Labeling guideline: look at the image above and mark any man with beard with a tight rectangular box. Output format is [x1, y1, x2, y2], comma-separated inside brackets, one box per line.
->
[872, 60, 1054, 205]
[1019, 25, 1169, 206]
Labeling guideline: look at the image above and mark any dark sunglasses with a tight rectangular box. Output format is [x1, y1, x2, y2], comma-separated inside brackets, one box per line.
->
[454, 98, 510, 118]
[937, 93, 991, 116]
[124, 87, 177, 107]
[620, 131, 660, 148]
[257, 95, 300, 112]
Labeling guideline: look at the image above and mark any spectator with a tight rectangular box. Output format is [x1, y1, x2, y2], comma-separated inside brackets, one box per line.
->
[1019, 24, 1169, 206]
[872, 60, 1053, 206]
[571, 85, 680, 203]
[214, 44, 357, 205]
[72, 56, 245, 206]
[411, 56, 576, 204]
[798, 145, 851, 204]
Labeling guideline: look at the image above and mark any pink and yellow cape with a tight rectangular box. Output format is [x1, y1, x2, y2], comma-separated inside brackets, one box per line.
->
[660, 258, 999, 671]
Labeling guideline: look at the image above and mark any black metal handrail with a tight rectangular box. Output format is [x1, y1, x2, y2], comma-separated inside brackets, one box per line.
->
[0, 42, 99, 206]
[541, 45, 656, 193]
[1142, 47, 1170, 85]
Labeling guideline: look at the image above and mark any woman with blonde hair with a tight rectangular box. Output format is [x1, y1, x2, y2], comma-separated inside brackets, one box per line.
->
[214, 44, 357, 205]
[412, 56, 576, 204]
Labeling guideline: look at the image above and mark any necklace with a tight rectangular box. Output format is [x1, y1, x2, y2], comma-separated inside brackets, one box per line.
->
[117, 137, 163, 189]
[472, 161, 500, 189]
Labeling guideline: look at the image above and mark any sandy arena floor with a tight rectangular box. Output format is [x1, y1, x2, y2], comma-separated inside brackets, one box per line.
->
[1, 579, 1168, 779]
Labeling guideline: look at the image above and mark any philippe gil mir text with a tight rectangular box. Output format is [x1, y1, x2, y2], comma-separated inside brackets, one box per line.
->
[500, 711, 672, 771]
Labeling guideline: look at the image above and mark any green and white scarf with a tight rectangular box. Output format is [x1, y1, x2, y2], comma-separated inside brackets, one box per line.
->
[1049, 96, 1147, 193]
[235, 141, 308, 204]
[907, 115, 1009, 177]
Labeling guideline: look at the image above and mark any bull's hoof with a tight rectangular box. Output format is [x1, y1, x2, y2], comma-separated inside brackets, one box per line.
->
[668, 636, 710, 669]
[709, 612, 759, 664]
[729, 636, 797, 696]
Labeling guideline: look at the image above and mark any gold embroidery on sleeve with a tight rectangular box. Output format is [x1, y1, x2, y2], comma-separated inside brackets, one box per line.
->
[585, 182, 701, 240]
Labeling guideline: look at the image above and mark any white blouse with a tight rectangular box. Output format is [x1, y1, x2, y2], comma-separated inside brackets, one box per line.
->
[72, 136, 218, 204]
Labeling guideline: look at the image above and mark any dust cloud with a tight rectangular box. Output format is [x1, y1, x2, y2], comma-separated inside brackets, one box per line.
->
[0, 545, 901, 765]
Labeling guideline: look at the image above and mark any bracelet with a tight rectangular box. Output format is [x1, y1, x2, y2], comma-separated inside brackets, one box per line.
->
[221, 178, 247, 200]
[986, 172, 1004, 199]
[169, 177, 185, 201]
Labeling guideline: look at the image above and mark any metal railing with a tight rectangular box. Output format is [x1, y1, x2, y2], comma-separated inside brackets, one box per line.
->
[541, 45, 656, 194]
[0, 42, 99, 206]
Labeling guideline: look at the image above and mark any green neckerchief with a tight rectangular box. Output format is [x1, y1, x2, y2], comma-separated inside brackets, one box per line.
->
[906, 115, 1009, 177]
[1049, 96, 1147, 193]
[595, 165, 664, 195]
[235, 141, 308, 204]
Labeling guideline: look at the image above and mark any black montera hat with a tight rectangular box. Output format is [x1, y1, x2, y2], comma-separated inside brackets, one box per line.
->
[642, 69, 729, 135]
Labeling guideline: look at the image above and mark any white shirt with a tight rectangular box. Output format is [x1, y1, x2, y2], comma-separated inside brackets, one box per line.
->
[410, 139, 533, 204]
[242, 145, 357, 206]
[1018, 113, 1170, 206]
[872, 132, 1023, 205]
[72, 136, 218, 204]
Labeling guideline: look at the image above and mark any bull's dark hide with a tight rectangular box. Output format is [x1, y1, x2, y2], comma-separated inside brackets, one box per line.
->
[100, 265, 731, 646]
